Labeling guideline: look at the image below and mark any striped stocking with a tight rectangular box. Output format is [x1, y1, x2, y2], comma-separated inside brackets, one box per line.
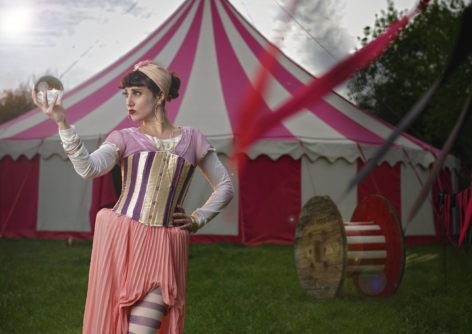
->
[128, 286, 167, 334]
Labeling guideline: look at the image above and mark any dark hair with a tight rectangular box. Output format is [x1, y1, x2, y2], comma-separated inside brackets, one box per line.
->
[119, 70, 181, 103]
[167, 72, 181, 102]
[119, 71, 160, 96]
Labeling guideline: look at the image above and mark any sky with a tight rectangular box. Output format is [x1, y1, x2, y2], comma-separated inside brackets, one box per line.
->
[0, 0, 419, 94]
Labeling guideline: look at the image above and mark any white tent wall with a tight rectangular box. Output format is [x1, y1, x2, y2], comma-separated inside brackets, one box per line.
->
[37, 155, 93, 232]
[22, 120, 458, 241]
[301, 156, 357, 221]
[5, 147, 457, 241]
[33, 139, 101, 233]
[182, 154, 239, 236]
[401, 164, 435, 236]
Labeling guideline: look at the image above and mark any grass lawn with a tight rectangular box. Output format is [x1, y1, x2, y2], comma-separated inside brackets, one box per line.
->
[0, 239, 471, 333]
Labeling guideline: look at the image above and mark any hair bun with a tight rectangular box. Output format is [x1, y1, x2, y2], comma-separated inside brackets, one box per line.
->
[166, 72, 181, 102]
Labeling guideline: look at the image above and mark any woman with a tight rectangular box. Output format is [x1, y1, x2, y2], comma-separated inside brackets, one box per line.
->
[33, 60, 234, 334]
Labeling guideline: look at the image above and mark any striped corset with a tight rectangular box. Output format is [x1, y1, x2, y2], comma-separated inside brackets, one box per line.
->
[113, 151, 195, 227]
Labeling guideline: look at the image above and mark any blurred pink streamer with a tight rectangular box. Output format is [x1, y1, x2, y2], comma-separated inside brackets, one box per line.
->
[232, 1, 430, 157]
[459, 184, 472, 247]
[232, 0, 300, 171]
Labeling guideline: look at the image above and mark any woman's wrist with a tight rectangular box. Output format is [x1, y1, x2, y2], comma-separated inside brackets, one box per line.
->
[57, 120, 70, 131]
[189, 215, 199, 233]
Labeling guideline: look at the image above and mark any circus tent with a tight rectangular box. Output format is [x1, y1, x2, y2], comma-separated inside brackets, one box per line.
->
[0, 0, 457, 245]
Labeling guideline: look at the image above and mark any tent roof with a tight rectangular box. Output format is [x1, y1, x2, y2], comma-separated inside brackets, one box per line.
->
[0, 0, 445, 168]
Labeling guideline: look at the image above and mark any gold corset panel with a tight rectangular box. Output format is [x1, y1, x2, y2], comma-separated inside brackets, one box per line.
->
[113, 151, 195, 227]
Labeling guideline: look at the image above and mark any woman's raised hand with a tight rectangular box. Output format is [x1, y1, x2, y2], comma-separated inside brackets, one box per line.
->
[32, 89, 70, 130]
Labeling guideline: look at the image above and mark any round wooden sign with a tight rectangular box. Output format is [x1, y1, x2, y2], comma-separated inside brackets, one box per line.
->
[294, 196, 347, 299]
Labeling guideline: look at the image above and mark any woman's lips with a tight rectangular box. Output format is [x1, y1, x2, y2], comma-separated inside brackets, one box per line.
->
[129, 109, 136, 115]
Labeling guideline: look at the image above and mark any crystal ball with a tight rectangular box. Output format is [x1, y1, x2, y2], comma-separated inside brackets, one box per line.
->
[34, 76, 64, 105]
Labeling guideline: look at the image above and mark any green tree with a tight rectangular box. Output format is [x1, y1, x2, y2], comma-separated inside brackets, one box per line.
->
[0, 84, 36, 125]
[347, 0, 472, 178]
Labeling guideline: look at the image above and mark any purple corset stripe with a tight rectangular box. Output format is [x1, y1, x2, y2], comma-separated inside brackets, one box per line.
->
[176, 164, 195, 206]
[120, 154, 140, 214]
[131, 152, 155, 221]
[162, 157, 185, 227]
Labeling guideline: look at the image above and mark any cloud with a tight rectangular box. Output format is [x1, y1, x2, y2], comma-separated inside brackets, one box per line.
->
[274, 0, 355, 76]
[0, 0, 181, 91]
[0, 0, 152, 47]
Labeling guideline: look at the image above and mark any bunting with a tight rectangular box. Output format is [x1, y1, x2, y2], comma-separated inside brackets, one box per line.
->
[436, 185, 472, 247]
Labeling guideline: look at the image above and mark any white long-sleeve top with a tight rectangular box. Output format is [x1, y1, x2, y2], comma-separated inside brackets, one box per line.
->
[59, 127, 233, 229]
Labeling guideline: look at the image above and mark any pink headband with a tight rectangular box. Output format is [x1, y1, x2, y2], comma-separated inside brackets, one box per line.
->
[133, 60, 171, 97]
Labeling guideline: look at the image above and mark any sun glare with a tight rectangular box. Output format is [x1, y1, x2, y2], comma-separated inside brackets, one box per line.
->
[1, 7, 31, 37]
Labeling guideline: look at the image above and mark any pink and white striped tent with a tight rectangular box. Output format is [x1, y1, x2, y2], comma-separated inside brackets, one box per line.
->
[0, 0, 456, 245]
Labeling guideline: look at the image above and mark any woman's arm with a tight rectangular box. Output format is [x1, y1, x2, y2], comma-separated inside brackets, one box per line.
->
[60, 127, 120, 179]
[191, 151, 234, 229]
[32, 86, 120, 179]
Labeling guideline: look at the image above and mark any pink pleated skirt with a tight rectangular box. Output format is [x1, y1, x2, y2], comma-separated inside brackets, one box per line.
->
[82, 209, 189, 334]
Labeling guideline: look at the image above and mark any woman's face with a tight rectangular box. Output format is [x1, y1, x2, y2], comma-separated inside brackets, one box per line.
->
[123, 85, 160, 122]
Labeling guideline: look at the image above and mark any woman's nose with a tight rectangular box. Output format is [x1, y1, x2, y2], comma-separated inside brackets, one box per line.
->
[126, 95, 133, 106]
